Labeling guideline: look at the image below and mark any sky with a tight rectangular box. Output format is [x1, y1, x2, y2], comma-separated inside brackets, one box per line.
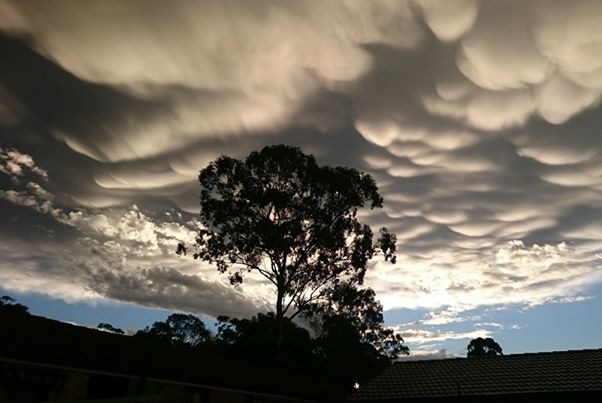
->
[1, 0, 602, 358]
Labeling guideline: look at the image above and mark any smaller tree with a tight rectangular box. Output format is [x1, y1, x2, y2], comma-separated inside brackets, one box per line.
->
[136, 313, 212, 347]
[97, 323, 125, 334]
[215, 312, 315, 363]
[311, 283, 408, 359]
[0, 295, 29, 315]
[306, 283, 408, 388]
[467, 337, 503, 357]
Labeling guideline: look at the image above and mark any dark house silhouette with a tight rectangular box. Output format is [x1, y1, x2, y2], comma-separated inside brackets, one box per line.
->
[0, 311, 336, 402]
[349, 349, 602, 402]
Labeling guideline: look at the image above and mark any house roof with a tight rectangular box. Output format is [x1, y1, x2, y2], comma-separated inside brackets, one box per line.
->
[349, 349, 602, 401]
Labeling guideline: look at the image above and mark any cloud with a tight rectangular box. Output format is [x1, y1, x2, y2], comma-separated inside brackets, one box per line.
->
[2, 0, 602, 343]
[0, 0, 421, 164]
[85, 264, 264, 319]
[398, 348, 459, 360]
[0, 151, 269, 318]
[400, 327, 491, 345]
[367, 239, 602, 318]
[0, 210, 269, 318]
[534, 73, 601, 124]
[0, 146, 48, 182]
[416, 0, 477, 42]
[421, 307, 480, 326]
[0, 233, 265, 318]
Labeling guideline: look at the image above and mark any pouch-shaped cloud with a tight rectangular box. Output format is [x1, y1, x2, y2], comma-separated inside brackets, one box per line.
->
[534, 73, 601, 124]
[0, 0, 425, 165]
[416, 0, 478, 42]
[421, 0, 602, 130]
[3, 1, 371, 89]
[449, 221, 503, 237]
[494, 217, 557, 239]
[94, 164, 191, 190]
[533, 0, 602, 78]
[422, 87, 536, 132]
[516, 143, 599, 166]
[0, 1, 365, 162]
[457, 1, 551, 91]
[425, 210, 467, 225]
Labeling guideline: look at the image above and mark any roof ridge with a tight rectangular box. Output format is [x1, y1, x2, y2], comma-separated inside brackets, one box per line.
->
[394, 348, 602, 365]
[502, 348, 602, 358]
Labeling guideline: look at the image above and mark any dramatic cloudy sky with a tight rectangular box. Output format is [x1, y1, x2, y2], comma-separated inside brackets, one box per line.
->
[1, 0, 602, 357]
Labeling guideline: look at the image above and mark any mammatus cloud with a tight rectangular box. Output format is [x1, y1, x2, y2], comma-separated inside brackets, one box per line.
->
[0, 0, 421, 163]
[2, 1, 602, 352]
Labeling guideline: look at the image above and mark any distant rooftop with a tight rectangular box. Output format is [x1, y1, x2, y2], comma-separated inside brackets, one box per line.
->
[349, 349, 602, 401]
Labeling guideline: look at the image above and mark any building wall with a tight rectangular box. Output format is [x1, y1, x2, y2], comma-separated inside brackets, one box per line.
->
[0, 359, 310, 403]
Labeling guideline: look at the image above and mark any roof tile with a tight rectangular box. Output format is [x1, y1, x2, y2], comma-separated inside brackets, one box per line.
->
[349, 349, 602, 400]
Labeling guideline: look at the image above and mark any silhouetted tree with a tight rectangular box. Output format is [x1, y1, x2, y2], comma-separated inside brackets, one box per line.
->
[215, 312, 315, 364]
[0, 295, 29, 315]
[312, 283, 408, 359]
[187, 145, 396, 355]
[307, 283, 408, 388]
[97, 322, 125, 334]
[136, 313, 212, 347]
[467, 337, 503, 357]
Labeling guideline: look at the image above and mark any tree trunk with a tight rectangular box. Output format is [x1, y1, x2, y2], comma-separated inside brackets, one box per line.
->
[275, 287, 285, 361]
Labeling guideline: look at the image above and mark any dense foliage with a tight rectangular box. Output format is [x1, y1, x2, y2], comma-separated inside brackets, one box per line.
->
[188, 144, 396, 353]
[135, 313, 212, 347]
[467, 337, 503, 357]
[0, 295, 29, 315]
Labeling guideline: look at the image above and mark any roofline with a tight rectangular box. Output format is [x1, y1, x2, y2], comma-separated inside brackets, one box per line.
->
[0, 356, 317, 403]
[394, 348, 602, 363]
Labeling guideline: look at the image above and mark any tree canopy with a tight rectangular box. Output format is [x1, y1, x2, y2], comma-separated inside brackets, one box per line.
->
[0, 295, 29, 315]
[135, 313, 212, 347]
[215, 312, 316, 363]
[310, 282, 408, 360]
[187, 144, 397, 352]
[467, 337, 503, 357]
[307, 282, 408, 386]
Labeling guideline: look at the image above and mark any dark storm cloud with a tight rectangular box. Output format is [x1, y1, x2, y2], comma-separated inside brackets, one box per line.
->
[0, 35, 175, 162]
[89, 266, 264, 318]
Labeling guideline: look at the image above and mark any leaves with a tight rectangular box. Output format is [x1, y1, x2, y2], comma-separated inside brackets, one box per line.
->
[193, 145, 397, 321]
[308, 283, 409, 360]
[135, 313, 212, 347]
[467, 337, 503, 357]
[0, 295, 29, 315]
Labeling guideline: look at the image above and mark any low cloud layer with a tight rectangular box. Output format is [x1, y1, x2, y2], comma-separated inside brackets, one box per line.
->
[2, 1, 602, 347]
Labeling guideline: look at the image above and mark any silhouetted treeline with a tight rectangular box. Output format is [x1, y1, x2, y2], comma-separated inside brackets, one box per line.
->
[3, 287, 405, 393]
[133, 308, 396, 390]
[0, 295, 29, 315]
